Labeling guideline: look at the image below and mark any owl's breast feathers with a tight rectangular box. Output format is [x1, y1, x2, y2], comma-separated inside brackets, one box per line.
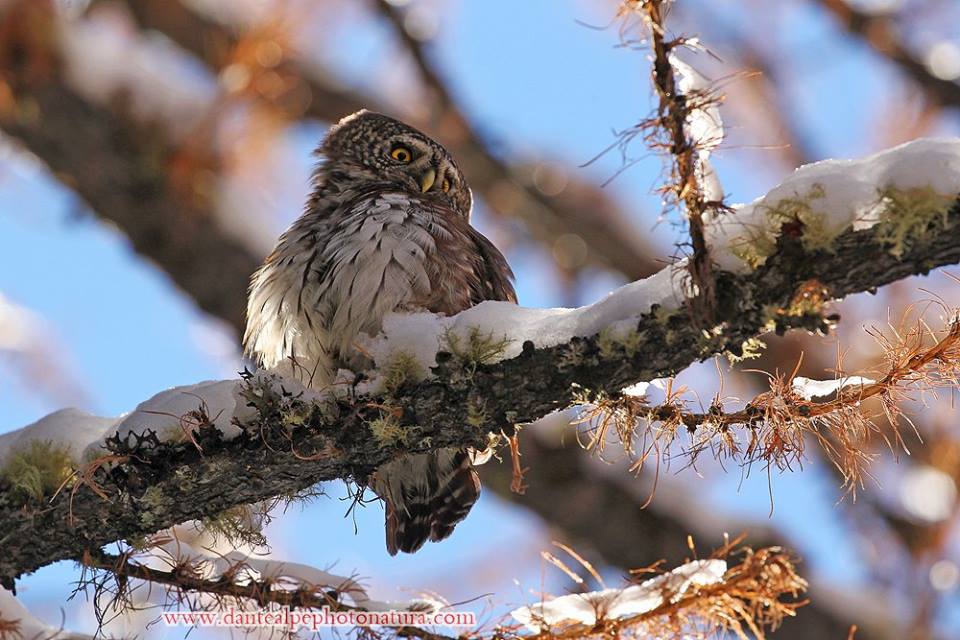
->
[243, 191, 516, 387]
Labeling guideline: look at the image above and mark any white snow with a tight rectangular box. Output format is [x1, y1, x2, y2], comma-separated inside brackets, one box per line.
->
[0, 380, 264, 472]
[0, 588, 91, 639]
[670, 52, 724, 159]
[670, 51, 724, 202]
[621, 378, 672, 399]
[791, 376, 875, 401]
[510, 559, 727, 631]
[621, 382, 651, 397]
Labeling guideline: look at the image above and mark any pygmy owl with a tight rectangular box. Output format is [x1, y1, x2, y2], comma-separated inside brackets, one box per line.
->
[243, 110, 516, 555]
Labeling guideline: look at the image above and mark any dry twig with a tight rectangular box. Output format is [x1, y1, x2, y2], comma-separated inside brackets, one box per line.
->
[616, 1, 726, 320]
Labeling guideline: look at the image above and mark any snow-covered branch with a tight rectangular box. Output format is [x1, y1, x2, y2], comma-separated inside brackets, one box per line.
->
[506, 539, 805, 639]
[77, 536, 802, 640]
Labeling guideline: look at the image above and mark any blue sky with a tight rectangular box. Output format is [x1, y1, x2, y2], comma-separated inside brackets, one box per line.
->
[2, 0, 960, 635]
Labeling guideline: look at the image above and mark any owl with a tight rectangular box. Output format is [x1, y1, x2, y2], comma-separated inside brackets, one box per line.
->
[243, 110, 516, 555]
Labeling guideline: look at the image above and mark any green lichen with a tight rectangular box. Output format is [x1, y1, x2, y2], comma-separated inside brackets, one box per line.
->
[381, 350, 426, 396]
[368, 413, 407, 447]
[200, 505, 267, 547]
[125, 535, 151, 551]
[597, 326, 645, 359]
[238, 371, 327, 440]
[281, 401, 314, 428]
[138, 485, 173, 529]
[441, 327, 512, 366]
[173, 465, 198, 492]
[731, 184, 846, 268]
[727, 336, 767, 363]
[440, 327, 512, 381]
[729, 224, 776, 270]
[872, 186, 954, 258]
[1, 439, 75, 503]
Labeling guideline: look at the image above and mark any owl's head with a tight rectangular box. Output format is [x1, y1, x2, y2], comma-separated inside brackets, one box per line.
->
[317, 110, 472, 216]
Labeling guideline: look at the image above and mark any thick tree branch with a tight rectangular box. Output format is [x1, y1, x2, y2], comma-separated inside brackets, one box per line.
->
[3, 192, 960, 587]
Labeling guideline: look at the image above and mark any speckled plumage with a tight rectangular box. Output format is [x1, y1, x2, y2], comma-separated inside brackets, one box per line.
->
[243, 111, 516, 555]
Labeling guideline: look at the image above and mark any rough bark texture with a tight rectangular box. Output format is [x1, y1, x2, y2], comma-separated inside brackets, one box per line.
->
[2, 195, 959, 589]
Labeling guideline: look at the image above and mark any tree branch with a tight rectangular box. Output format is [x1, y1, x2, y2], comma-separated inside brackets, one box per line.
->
[640, 0, 717, 317]
[79, 550, 455, 640]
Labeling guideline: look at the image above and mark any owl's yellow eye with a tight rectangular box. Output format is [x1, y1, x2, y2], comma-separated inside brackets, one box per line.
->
[442, 179, 451, 193]
[390, 146, 413, 163]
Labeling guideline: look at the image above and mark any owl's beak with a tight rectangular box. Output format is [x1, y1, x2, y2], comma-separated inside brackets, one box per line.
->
[419, 168, 437, 193]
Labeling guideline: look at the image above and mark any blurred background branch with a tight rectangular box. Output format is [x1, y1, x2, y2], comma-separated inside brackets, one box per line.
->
[816, 0, 960, 110]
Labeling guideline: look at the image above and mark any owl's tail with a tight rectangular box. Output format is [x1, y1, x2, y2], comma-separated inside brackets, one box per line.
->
[373, 448, 480, 555]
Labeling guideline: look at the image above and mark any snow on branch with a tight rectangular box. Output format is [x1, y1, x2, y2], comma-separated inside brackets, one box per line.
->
[2, 140, 960, 588]
[510, 559, 728, 631]
[506, 538, 805, 640]
[365, 139, 960, 377]
[628, 0, 725, 318]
